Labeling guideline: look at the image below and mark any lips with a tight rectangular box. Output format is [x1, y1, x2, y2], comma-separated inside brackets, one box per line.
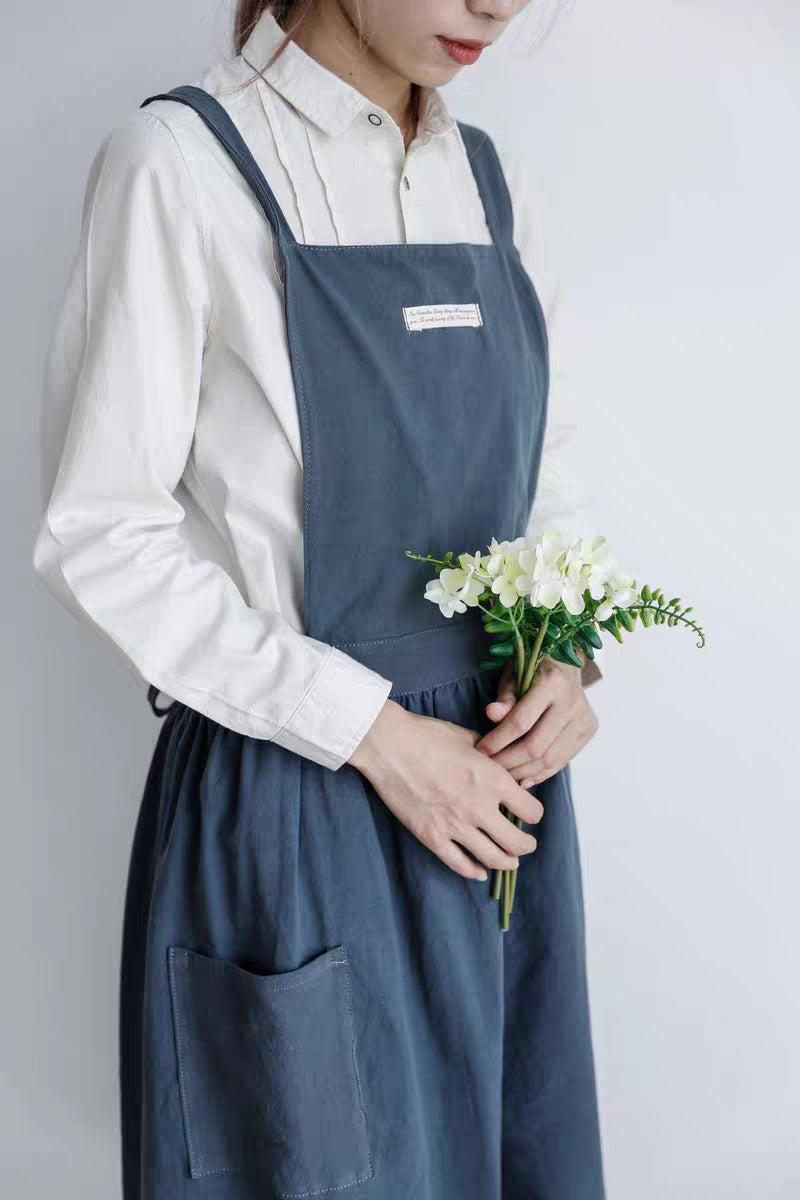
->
[437, 35, 489, 65]
[447, 37, 489, 49]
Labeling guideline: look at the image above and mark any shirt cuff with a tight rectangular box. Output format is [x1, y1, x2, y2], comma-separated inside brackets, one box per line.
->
[270, 645, 394, 772]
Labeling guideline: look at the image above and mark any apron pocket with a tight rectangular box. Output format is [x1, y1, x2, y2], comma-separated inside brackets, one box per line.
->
[166, 941, 374, 1195]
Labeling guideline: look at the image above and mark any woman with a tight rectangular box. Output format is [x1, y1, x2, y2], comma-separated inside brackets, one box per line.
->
[33, 1, 607, 1197]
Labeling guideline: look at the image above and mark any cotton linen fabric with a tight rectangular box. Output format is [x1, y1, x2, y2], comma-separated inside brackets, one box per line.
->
[32, 8, 605, 771]
[118, 79, 606, 1200]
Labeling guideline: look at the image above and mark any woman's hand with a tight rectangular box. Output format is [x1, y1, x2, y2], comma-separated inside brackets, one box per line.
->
[473, 656, 599, 787]
[348, 701, 544, 882]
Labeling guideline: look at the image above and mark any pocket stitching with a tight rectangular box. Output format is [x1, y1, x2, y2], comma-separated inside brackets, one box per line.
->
[342, 952, 374, 1186]
[273, 946, 375, 1198]
[167, 945, 219, 1177]
[167, 944, 375, 1189]
[176, 943, 344, 991]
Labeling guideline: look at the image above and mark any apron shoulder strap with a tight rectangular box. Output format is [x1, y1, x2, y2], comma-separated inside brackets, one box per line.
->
[456, 122, 515, 250]
[140, 85, 296, 265]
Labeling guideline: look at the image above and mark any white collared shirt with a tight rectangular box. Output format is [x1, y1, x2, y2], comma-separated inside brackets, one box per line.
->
[32, 8, 605, 772]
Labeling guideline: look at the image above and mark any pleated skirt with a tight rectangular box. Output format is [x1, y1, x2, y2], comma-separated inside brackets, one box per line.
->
[120, 662, 605, 1200]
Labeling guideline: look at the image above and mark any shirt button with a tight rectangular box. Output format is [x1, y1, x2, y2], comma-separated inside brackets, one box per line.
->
[367, 112, 382, 126]
[403, 175, 411, 190]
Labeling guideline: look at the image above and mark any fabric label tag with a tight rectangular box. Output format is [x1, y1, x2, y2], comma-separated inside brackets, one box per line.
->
[402, 302, 483, 332]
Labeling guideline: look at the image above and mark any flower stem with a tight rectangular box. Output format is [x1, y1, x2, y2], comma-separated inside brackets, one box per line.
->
[520, 615, 549, 695]
[508, 814, 521, 911]
[502, 868, 511, 930]
[495, 623, 549, 929]
[514, 633, 525, 694]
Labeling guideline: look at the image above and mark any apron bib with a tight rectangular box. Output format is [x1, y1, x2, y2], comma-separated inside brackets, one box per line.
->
[124, 85, 605, 1200]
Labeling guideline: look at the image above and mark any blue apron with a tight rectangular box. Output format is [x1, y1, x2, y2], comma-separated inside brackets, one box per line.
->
[123, 85, 605, 1200]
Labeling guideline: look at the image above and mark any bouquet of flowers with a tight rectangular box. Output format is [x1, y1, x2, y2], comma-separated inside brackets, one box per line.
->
[406, 531, 705, 930]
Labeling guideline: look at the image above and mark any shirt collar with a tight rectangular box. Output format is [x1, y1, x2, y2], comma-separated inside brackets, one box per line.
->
[240, 8, 457, 141]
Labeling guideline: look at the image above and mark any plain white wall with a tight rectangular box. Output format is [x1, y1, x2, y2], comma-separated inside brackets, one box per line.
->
[4, 1, 798, 1196]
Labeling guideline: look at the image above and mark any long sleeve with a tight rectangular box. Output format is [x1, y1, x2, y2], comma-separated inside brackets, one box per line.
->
[32, 109, 392, 769]
[495, 134, 607, 684]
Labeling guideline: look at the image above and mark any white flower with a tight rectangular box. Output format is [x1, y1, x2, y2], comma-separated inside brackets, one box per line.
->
[524, 529, 570, 608]
[457, 549, 493, 587]
[530, 566, 566, 610]
[528, 533, 613, 615]
[419, 528, 635, 627]
[565, 535, 615, 597]
[595, 571, 641, 622]
[488, 535, 528, 556]
[565, 534, 613, 572]
[558, 577, 586, 613]
[424, 556, 487, 618]
[534, 530, 571, 574]
[483, 538, 529, 608]
[491, 573, 523, 608]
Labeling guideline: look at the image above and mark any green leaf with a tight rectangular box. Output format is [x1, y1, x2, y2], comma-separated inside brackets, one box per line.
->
[483, 619, 512, 633]
[550, 641, 585, 668]
[582, 625, 604, 649]
[479, 658, 502, 670]
[599, 618, 625, 644]
[573, 631, 596, 659]
[489, 640, 515, 657]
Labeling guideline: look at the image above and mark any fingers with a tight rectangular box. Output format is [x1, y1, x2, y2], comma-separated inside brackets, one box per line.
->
[475, 684, 549, 756]
[503, 720, 593, 786]
[455, 825, 531, 872]
[431, 836, 491, 882]
[482, 803, 540, 858]
[507, 760, 559, 787]
[484, 674, 517, 721]
[487, 701, 574, 770]
[484, 696, 514, 723]
[497, 778, 545, 826]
